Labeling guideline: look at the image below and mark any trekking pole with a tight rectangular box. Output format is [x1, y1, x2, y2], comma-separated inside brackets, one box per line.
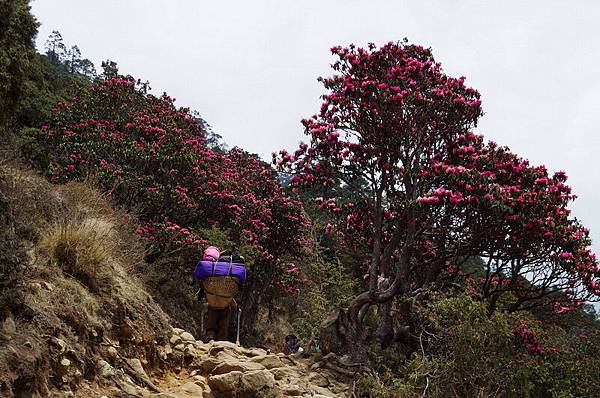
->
[236, 307, 242, 346]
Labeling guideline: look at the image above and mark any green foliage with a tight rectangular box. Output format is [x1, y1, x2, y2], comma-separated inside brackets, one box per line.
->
[16, 53, 88, 128]
[291, 253, 356, 340]
[353, 293, 600, 398]
[527, 326, 600, 398]
[354, 369, 420, 398]
[289, 202, 358, 340]
[424, 296, 531, 397]
[0, 0, 38, 127]
[8, 30, 96, 130]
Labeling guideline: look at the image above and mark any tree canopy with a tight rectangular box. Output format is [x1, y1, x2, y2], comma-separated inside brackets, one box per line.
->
[278, 41, 599, 337]
[0, 0, 38, 127]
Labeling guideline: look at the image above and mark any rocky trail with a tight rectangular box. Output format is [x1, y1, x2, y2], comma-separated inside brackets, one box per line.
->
[67, 327, 354, 398]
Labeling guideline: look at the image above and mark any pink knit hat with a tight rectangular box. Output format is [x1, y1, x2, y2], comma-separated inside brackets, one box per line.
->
[202, 246, 220, 262]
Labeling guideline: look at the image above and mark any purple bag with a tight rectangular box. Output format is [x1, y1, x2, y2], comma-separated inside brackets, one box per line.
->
[194, 260, 247, 283]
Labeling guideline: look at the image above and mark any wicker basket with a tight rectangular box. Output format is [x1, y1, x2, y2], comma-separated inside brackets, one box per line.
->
[202, 276, 239, 309]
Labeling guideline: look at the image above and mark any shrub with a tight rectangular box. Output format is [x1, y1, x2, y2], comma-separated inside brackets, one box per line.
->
[354, 293, 600, 398]
[39, 216, 116, 293]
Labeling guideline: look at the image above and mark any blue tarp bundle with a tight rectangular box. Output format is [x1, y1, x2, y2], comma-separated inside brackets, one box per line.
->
[194, 260, 247, 283]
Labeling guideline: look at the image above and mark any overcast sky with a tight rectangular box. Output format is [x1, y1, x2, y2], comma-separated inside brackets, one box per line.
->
[31, 1, 600, 254]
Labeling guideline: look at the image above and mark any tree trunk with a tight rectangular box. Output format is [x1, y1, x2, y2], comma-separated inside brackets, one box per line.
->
[319, 308, 370, 361]
[376, 277, 394, 348]
[376, 302, 394, 348]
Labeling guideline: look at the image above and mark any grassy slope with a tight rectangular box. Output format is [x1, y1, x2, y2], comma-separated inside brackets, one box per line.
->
[0, 162, 172, 397]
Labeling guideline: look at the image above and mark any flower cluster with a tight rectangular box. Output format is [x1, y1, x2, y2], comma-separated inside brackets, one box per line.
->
[512, 321, 557, 354]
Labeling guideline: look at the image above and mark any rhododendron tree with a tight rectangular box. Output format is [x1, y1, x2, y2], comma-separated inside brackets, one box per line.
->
[278, 41, 599, 344]
[21, 64, 308, 327]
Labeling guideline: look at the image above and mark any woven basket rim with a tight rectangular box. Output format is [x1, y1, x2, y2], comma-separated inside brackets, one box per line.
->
[202, 276, 239, 298]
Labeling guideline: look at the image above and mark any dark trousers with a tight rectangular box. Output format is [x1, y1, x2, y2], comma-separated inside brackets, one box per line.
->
[206, 307, 231, 341]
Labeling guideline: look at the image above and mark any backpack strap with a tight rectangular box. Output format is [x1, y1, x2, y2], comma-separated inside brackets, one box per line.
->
[226, 257, 233, 276]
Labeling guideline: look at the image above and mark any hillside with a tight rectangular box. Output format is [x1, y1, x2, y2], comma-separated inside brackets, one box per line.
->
[0, 163, 352, 397]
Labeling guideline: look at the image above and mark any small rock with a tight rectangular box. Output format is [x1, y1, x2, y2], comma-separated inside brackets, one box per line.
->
[214, 350, 240, 363]
[250, 354, 284, 369]
[175, 343, 185, 351]
[193, 356, 220, 374]
[184, 343, 198, 358]
[106, 346, 118, 360]
[97, 360, 116, 378]
[179, 381, 204, 396]
[241, 369, 275, 392]
[308, 372, 329, 387]
[211, 360, 265, 375]
[23, 341, 33, 349]
[208, 340, 254, 357]
[173, 327, 185, 335]
[280, 356, 297, 366]
[245, 347, 267, 357]
[208, 371, 243, 392]
[170, 335, 183, 345]
[49, 337, 66, 353]
[180, 331, 195, 342]
[193, 375, 208, 387]
[270, 366, 298, 381]
[56, 358, 71, 377]
[312, 386, 335, 397]
[164, 344, 173, 355]
[2, 316, 16, 334]
[281, 384, 303, 395]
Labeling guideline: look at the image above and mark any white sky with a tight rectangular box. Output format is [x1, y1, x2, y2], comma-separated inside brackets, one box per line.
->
[31, 1, 600, 255]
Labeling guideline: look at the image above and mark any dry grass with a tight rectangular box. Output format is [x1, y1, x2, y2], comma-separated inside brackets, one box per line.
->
[0, 164, 144, 294]
[39, 216, 117, 293]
